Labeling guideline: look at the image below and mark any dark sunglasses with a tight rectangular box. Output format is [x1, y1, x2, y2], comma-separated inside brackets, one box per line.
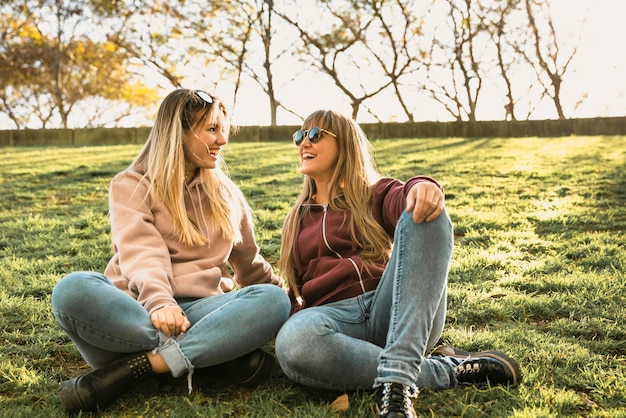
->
[293, 127, 337, 146]
[193, 90, 214, 106]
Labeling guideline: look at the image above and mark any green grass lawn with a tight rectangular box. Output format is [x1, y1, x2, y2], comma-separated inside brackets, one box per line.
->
[1, 135, 625, 417]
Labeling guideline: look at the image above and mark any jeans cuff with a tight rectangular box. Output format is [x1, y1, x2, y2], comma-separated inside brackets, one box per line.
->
[373, 378, 420, 397]
[155, 332, 193, 379]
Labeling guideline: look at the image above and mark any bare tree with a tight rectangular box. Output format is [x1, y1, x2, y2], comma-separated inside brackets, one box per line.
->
[478, 0, 537, 121]
[348, 0, 428, 122]
[98, 0, 187, 90]
[417, 0, 494, 122]
[246, 0, 297, 126]
[519, 0, 582, 119]
[276, 1, 393, 120]
[485, 0, 520, 120]
[199, 0, 298, 125]
[234, 0, 301, 125]
[2, 0, 593, 128]
[147, 0, 297, 126]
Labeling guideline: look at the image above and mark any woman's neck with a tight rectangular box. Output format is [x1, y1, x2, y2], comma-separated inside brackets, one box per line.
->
[312, 182, 330, 205]
[184, 167, 197, 184]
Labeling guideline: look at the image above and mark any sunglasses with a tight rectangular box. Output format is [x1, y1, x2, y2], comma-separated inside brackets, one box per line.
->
[293, 127, 337, 146]
[193, 90, 214, 106]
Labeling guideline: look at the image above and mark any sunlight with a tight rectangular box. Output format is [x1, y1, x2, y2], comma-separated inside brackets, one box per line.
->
[532, 198, 567, 221]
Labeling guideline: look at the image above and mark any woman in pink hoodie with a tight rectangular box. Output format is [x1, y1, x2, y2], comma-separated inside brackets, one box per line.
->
[51, 89, 290, 414]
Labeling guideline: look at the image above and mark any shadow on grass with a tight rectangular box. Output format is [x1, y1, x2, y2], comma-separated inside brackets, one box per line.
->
[531, 164, 626, 236]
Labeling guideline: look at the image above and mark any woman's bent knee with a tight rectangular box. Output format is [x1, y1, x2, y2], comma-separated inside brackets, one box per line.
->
[51, 271, 109, 311]
[275, 319, 302, 370]
[275, 314, 315, 367]
[248, 284, 291, 320]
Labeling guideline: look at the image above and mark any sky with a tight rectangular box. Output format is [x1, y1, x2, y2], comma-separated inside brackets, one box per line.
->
[545, 0, 625, 119]
[1, 0, 624, 129]
[224, 0, 626, 127]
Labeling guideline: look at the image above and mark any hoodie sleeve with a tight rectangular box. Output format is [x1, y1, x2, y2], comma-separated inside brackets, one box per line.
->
[372, 176, 443, 235]
[227, 199, 283, 289]
[108, 172, 178, 313]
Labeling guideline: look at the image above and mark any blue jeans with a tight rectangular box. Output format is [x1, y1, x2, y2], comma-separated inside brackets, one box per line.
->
[275, 209, 456, 393]
[52, 272, 290, 382]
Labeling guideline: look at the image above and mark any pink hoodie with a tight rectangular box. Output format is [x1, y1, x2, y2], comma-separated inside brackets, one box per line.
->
[104, 170, 281, 314]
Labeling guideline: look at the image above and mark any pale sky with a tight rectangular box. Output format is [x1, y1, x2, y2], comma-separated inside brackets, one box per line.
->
[1, 0, 624, 129]
[226, 0, 626, 126]
[558, 0, 625, 119]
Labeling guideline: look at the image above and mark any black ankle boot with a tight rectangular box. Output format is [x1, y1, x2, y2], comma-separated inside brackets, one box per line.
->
[376, 382, 417, 418]
[59, 352, 153, 414]
[198, 349, 274, 387]
[430, 345, 522, 386]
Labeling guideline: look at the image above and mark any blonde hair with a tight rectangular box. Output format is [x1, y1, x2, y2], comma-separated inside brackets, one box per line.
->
[279, 110, 392, 298]
[130, 88, 246, 247]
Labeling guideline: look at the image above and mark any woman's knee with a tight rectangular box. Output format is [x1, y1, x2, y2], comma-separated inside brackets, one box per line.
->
[398, 206, 453, 246]
[51, 271, 108, 311]
[401, 205, 452, 229]
[245, 284, 291, 321]
[275, 316, 308, 368]
[275, 312, 328, 363]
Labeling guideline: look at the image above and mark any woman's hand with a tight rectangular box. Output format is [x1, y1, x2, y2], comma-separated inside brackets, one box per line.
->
[405, 182, 445, 224]
[150, 305, 191, 337]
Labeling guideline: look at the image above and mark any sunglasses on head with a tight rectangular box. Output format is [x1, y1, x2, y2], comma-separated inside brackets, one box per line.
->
[293, 127, 337, 146]
[193, 90, 213, 106]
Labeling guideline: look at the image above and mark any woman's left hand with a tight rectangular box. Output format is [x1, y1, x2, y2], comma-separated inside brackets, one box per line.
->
[150, 305, 191, 337]
[405, 182, 444, 224]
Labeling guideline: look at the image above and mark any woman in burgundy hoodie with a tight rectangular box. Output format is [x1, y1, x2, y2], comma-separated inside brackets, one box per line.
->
[275, 110, 522, 418]
[51, 89, 290, 414]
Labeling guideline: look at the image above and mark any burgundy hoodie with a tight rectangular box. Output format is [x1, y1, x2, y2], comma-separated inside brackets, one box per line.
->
[288, 176, 442, 313]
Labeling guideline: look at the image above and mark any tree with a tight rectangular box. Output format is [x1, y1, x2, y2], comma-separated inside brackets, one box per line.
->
[0, 0, 157, 129]
[174, 0, 298, 126]
[218, 0, 300, 125]
[348, 0, 428, 122]
[105, 0, 297, 126]
[276, 0, 393, 120]
[519, 0, 581, 119]
[1, 0, 592, 127]
[476, 0, 538, 121]
[97, 0, 187, 90]
[1, 14, 55, 128]
[484, 0, 521, 120]
[414, 0, 494, 122]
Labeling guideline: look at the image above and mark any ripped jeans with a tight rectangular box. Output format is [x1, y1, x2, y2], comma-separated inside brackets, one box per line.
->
[51, 272, 290, 387]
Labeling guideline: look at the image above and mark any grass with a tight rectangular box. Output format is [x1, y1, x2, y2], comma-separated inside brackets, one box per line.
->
[0, 135, 625, 417]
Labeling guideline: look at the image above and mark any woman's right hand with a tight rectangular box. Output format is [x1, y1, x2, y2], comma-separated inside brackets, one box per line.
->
[150, 305, 191, 337]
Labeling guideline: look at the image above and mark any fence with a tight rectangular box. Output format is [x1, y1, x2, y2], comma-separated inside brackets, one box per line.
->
[1, 116, 624, 146]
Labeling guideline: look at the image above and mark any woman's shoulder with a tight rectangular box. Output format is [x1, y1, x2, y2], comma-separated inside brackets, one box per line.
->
[111, 169, 146, 184]
[373, 177, 404, 191]
[371, 177, 408, 209]
[109, 170, 151, 198]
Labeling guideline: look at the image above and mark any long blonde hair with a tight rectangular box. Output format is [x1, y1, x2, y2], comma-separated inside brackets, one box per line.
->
[130, 88, 245, 247]
[279, 110, 392, 297]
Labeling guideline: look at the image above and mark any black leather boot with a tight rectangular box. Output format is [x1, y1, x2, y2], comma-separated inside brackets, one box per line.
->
[198, 349, 274, 387]
[59, 352, 153, 414]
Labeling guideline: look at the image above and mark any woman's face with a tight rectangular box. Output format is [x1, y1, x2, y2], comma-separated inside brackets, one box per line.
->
[296, 125, 339, 184]
[183, 111, 227, 171]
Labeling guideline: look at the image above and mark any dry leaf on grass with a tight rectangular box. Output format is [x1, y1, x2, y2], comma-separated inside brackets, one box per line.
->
[330, 394, 350, 412]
